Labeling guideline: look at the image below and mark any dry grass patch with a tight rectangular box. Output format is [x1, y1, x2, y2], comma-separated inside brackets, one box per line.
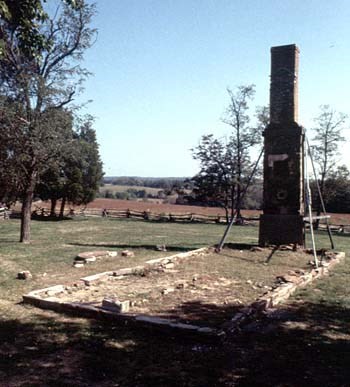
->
[37, 247, 312, 328]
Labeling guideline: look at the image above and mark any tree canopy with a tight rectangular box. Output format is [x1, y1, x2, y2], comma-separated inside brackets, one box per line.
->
[0, 0, 97, 241]
[191, 85, 266, 221]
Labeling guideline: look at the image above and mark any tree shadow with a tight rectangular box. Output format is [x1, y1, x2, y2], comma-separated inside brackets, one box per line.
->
[221, 243, 255, 250]
[265, 245, 278, 263]
[223, 301, 350, 386]
[1, 296, 349, 386]
[31, 215, 73, 222]
[156, 300, 243, 328]
[217, 244, 278, 265]
[0, 310, 224, 386]
[68, 242, 196, 252]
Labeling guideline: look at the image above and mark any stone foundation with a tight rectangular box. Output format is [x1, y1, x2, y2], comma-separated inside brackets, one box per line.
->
[23, 246, 345, 340]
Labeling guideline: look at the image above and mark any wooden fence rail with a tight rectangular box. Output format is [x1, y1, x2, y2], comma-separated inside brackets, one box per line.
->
[7, 207, 350, 232]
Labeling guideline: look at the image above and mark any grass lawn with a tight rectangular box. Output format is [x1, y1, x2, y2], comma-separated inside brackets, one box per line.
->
[0, 217, 349, 386]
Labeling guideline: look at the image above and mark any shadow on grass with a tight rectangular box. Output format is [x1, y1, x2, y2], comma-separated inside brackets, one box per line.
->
[68, 242, 196, 252]
[31, 215, 73, 222]
[0, 239, 20, 244]
[0, 310, 223, 387]
[221, 243, 255, 250]
[158, 300, 243, 328]
[2, 299, 350, 386]
[0, 298, 349, 386]
[224, 301, 350, 387]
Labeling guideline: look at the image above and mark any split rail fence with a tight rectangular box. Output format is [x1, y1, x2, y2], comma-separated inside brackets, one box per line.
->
[7, 207, 350, 233]
[9, 207, 258, 224]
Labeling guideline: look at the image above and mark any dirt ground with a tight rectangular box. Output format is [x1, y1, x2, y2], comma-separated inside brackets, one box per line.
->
[41, 247, 312, 328]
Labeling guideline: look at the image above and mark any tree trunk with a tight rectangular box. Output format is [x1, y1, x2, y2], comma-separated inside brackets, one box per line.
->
[314, 175, 325, 230]
[235, 183, 242, 224]
[50, 198, 57, 217]
[20, 173, 36, 243]
[230, 186, 235, 221]
[59, 197, 66, 218]
[224, 206, 229, 224]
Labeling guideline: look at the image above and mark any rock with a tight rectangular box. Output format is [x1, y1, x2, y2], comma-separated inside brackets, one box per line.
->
[155, 245, 167, 252]
[121, 250, 135, 257]
[102, 298, 130, 313]
[73, 263, 85, 268]
[251, 299, 269, 311]
[17, 271, 32, 280]
[161, 287, 175, 295]
[84, 257, 96, 263]
[176, 282, 187, 289]
[44, 285, 65, 296]
[113, 268, 133, 276]
[279, 244, 294, 251]
[197, 327, 215, 334]
[277, 274, 302, 284]
[250, 246, 264, 252]
[163, 262, 175, 269]
[76, 250, 117, 264]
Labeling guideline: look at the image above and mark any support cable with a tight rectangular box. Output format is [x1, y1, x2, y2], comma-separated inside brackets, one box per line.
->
[305, 136, 335, 249]
[216, 147, 264, 252]
[304, 139, 319, 268]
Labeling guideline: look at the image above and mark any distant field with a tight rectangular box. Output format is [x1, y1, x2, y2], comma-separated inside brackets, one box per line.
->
[86, 198, 245, 217]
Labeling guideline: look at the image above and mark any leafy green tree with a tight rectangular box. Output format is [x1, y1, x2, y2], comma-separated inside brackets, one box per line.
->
[191, 134, 235, 221]
[36, 116, 103, 217]
[0, 0, 81, 57]
[59, 117, 103, 216]
[311, 165, 350, 214]
[36, 165, 65, 217]
[0, 1, 96, 241]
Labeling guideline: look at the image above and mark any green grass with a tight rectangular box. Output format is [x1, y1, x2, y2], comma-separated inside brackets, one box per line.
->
[0, 217, 257, 320]
[0, 218, 349, 386]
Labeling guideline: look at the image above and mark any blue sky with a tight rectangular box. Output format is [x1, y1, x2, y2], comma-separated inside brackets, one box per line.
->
[76, 0, 350, 177]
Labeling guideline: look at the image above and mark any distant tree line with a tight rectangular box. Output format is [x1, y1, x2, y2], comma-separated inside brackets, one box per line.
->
[103, 176, 193, 191]
[310, 167, 350, 215]
[101, 188, 148, 201]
